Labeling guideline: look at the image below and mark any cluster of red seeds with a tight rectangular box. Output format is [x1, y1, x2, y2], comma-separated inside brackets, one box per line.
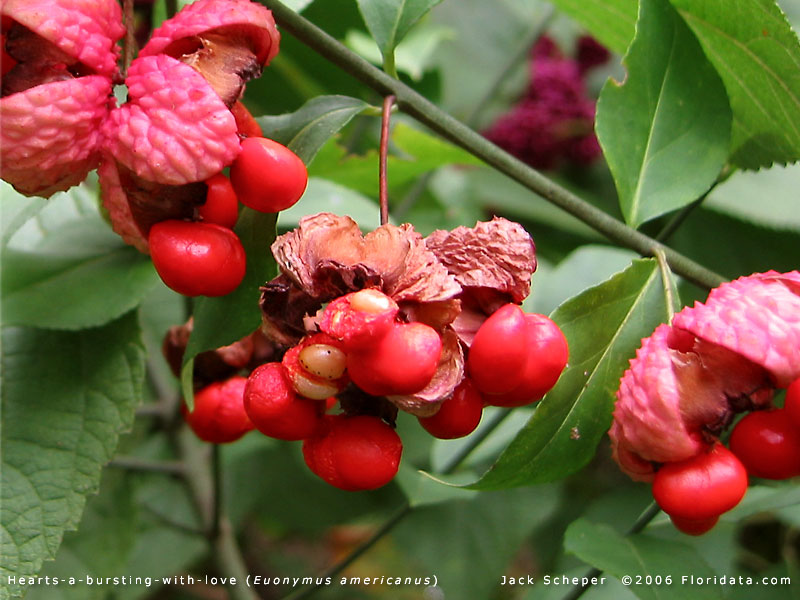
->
[149, 136, 308, 297]
[182, 289, 568, 491]
[652, 378, 800, 536]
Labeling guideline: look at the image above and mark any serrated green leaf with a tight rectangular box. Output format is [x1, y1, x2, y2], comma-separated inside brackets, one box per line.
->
[565, 519, 723, 600]
[597, 0, 732, 228]
[548, 0, 638, 55]
[1, 248, 159, 330]
[0, 313, 146, 599]
[356, 0, 443, 59]
[1, 183, 159, 330]
[670, 0, 800, 169]
[256, 95, 371, 164]
[466, 259, 678, 490]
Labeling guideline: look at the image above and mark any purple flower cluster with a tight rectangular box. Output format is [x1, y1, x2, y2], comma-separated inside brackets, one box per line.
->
[484, 35, 609, 170]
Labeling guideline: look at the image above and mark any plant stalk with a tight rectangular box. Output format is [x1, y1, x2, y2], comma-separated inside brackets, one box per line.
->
[379, 95, 395, 226]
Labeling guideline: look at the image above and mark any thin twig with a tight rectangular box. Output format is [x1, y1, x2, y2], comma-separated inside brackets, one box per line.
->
[655, 166, 735, 244]
[280, 409, 513, 600]
[562, 502, 662, 600]
[108, 456, 186, 476]
[379, 95, 396, 226]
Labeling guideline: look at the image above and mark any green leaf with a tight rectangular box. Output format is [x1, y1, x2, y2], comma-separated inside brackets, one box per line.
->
[0, 181, 46, 246]
[0, 313, 146, 599]
[548, 0, 638, 55]
[356, 0, 443, 59]
[466, 259, 678, 490]
[1, 186, 159, 330]
[256, 95, 372, 164]
[670, 0, 800, 169]
[565, 519, 723, 600]
[706, 164, 800, 231]
[346, 21, 453, 81]
[183, 208, 278, 368]
[596, 0, 732, 228]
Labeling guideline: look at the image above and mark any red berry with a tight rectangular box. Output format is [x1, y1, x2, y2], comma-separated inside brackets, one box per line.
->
[302, 415, 402, 491]
[669, 514, 719, 536]
[320, 289, 399, 350]
[244, 362, 324, 441]
[485, 313, 568, 407]
[729, 409, 800, 480]
[148, 220, 246, 297]
[183, 376, 253, 444]
[229, 137, 308, 213]
[347, 322, 442, 396]
[418, 378, 485, 439]
[199, 173, 239, 229]
[467, 304, 529, 395]
[652, 444, 748, 521]
[785, 377, 800, 429]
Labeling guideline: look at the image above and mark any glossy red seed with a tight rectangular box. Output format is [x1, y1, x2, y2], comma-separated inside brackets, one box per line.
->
[229, 137, 307, 213]
[199, 173, 239, 229]
[243, 362, 323, 441]
[183, 376, 253, 444]
[302, 414, 402, 491]
[148, 220, 246, 297]
[669, 514, 719, 536]
[652, 444, 748, 521]
[418, 378, 485, 439]
[485, 313, 568, 407]
[729, 409, 800, 480]
[347, 322, 442, 397]
[467, 304, 529, 395]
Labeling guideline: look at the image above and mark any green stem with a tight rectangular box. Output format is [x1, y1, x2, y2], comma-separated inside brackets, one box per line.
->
[562, 502, 662, 600]
[107, 456, 185, 476]
[260, 0, 725, 292]
[655, 166, 734, 244]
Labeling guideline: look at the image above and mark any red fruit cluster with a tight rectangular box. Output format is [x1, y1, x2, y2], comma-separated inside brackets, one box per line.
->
[651, 380, 800, 537]
[729, 379, 800, 481]
[483, 35, 609, 170]
[2, 0, 309, 299]
[146, 137, 307, 297]
[179, 289, 569, 491]
[611, 271, 800, 536]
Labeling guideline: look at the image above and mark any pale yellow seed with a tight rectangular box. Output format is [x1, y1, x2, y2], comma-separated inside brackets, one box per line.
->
[292, 373, 339, 400]
[298, 344, 347, 380]
[349, 289, 394, 314]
